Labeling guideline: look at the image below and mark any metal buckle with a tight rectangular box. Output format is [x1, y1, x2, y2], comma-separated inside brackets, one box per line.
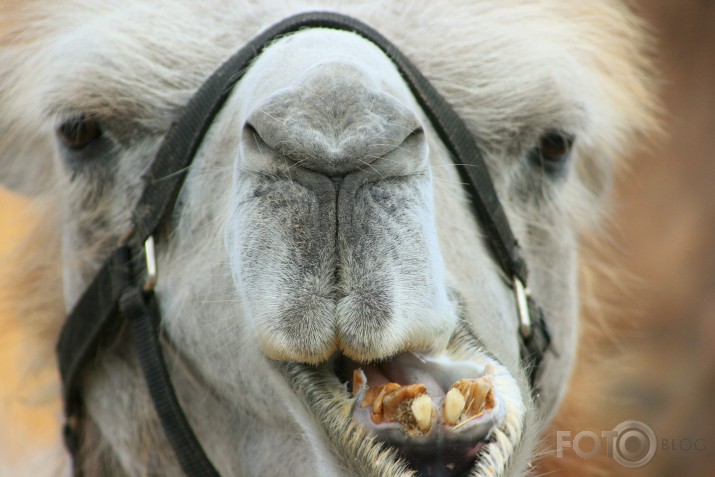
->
[143, 235, 157, 292]
[513, 277, 531, 338]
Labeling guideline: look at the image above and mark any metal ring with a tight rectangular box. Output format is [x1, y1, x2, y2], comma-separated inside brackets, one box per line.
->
[513, 277, 532, 338]
[143, 235, 157, 292]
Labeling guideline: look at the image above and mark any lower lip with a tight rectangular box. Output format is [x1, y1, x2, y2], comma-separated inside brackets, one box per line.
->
[392, 439, 486, 477]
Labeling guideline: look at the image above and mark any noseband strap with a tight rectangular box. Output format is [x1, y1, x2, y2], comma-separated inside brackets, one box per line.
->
[57, 11, 551, 477]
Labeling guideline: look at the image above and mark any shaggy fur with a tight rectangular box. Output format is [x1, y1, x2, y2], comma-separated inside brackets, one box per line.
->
[0, 1, 656, 476]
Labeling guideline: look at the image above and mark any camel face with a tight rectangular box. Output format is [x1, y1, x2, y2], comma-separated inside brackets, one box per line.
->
[226, 30, 454, 364]
[222, 30, 520, 474]
[0, 2, 656, 475]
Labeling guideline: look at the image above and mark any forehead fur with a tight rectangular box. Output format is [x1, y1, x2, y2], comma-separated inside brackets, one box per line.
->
[0, 0, 656, 168]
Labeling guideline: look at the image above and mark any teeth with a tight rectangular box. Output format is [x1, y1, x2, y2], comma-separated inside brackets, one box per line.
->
[442, 387, 466, 425]
[354, 372, 496, 433]
[360, 382, 430, 433]
[382, 384, 427, 422]
[411, 394, 433, 433]
[352, 369, 367, 396]
[373, 383, 401, 416]
[451, 376, 494, 419]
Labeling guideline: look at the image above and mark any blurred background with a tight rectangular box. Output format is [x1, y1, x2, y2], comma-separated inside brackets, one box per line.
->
[541, 1, 715, 475]
[1, 1, 713, 475]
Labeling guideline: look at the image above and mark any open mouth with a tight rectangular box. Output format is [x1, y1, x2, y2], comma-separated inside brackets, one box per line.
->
[277, 328, 526, 477]
[342, 352, 504, 476]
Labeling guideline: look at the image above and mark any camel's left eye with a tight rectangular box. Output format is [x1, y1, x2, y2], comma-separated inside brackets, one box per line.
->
[529, 131, 574, 176]
[57, 114, 102, 150]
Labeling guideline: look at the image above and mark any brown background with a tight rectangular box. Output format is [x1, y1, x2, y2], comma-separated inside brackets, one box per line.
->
[615, 1, 715, 475]
[542, 1, 715, 475]
[1, 1, 714, 475]
[609, 0, 714, 475]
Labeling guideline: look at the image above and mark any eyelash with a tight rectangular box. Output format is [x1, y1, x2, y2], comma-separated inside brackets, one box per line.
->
[57, 114, 103, 150]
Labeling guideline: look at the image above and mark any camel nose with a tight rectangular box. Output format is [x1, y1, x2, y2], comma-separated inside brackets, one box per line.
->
[243, 62, 423, 178]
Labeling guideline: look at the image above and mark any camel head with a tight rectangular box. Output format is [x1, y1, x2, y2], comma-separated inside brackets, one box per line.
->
[0, 1, 655, 476]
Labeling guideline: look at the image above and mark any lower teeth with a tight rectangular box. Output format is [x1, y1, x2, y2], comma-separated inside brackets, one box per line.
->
[352, 369, 495, 433]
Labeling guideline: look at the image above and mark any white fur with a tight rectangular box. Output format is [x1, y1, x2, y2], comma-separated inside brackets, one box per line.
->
[0, 1, 656, 476]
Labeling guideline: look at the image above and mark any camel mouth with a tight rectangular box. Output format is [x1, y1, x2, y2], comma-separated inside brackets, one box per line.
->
[277, 329, 526, 476]
[337, 352, 506, 476]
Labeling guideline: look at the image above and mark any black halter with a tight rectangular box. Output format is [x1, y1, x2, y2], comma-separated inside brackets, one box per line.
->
[57, 11, 551, 477]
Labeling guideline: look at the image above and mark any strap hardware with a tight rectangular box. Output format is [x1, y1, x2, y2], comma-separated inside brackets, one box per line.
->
[513, 277, 532, 339]
[143, 235, 157, 292]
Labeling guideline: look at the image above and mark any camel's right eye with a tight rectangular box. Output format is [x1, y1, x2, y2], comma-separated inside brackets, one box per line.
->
[57, 114, 102, 150]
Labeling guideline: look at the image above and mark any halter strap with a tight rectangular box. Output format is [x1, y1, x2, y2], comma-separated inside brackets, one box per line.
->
[57, 11, 550, 477]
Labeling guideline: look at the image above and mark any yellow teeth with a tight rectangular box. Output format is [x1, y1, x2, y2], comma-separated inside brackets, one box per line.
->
[382, 384, 427, 423]
[442, 387, 466, 426]
[362, 382, 400, 415]
[351, 369, 367, 396]
[450, 376, 494, 423]
[359, 381, 430, 434]
[411, 394, 433, 433]
[353, 368, 495, 433]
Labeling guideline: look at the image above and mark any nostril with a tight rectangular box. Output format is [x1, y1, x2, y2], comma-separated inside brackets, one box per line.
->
[242, 117, 428, 180]
[243, 122, 258, 137]
[398, 126, 425, 151]
[243, 81, 427, 178]
[242, 122, 270, 152]
[407, 127, 424, 140]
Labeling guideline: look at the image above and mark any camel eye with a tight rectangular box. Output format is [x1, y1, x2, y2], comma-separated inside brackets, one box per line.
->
[530, 131, 574, 176]
[57, 114, 102, 150]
